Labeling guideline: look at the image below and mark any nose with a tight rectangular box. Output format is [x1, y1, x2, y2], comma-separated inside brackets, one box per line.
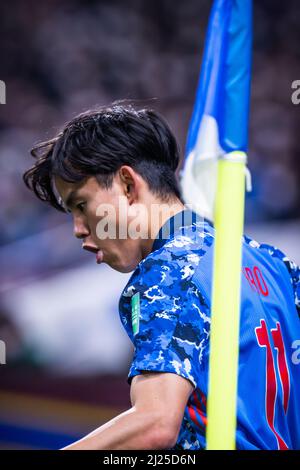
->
[73, 216, 90, 240]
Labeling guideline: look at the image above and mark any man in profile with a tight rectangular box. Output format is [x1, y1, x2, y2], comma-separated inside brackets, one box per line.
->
[23, 103, 300, 449]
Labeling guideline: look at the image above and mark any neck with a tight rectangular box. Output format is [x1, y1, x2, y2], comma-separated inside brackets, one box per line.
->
[140, 198, 185, 259]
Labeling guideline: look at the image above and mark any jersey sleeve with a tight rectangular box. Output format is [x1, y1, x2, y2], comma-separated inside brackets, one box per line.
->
[127, 251, 210, 389]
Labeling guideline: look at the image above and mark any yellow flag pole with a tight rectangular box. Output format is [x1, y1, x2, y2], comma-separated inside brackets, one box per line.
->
[206, 151, 246, 450]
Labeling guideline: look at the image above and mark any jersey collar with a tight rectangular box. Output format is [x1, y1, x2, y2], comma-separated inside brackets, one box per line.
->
[150, 207, 213, 254]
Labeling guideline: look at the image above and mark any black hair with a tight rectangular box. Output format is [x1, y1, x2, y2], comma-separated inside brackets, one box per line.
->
[23, 101, 182, 212]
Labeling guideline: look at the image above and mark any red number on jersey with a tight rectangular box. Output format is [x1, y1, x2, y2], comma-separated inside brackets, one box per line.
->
[255, 319, 289, 450]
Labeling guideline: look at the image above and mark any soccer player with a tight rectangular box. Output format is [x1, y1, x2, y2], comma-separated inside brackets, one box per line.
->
[23, 103, 300, 450]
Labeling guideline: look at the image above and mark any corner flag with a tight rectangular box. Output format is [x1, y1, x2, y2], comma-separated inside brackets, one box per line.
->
[180, 0, 253, 449]
[181, 0, 252, 221]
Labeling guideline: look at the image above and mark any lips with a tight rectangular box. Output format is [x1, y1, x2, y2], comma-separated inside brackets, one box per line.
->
[96, 250, 104, 264]
[82, 244, 104, 264]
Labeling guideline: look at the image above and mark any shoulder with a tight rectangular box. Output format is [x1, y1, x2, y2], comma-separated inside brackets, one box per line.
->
[243, 234, 300, 317]
[129, 222, 214, 292]
[243, 233, 297, 274]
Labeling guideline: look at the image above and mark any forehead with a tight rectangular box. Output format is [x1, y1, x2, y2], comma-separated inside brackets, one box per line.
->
[53, 176, 112, 209]
[55, 175, 111, 196]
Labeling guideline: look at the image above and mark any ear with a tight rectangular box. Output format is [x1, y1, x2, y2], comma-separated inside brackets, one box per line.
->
[118, 165, 140, 204]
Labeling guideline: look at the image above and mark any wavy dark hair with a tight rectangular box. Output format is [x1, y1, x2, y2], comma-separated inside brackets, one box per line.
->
[23, 102, 182, 212]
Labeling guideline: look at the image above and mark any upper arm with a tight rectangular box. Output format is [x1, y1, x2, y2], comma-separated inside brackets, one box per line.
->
[127, 254, 210, 388]
[130, 371, 193, 438]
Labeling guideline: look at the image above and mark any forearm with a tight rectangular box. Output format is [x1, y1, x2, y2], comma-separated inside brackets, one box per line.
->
[62, 407, 165, 450]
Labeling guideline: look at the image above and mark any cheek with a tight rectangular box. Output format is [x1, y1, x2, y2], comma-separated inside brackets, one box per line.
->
[90, 209, 120, 243]
[118, 238, 141, 262]
[86, 209, 98, 230]
[109, 237, 139, 258]
[111, 239, 142, 272]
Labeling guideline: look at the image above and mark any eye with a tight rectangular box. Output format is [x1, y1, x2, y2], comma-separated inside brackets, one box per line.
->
[76, 202, 86, 213]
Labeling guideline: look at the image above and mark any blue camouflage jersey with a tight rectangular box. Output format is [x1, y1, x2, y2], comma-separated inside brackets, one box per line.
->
[118, 209, 300, 450]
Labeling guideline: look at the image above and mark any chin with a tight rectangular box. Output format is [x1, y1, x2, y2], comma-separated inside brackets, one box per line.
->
[109, 258, 139, 273]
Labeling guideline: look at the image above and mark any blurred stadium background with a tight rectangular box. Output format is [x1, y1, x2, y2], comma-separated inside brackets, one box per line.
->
[0, 0, 299, 449]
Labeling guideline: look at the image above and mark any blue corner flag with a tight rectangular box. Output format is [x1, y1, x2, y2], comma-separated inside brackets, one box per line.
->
[180, 0, 252, 221]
